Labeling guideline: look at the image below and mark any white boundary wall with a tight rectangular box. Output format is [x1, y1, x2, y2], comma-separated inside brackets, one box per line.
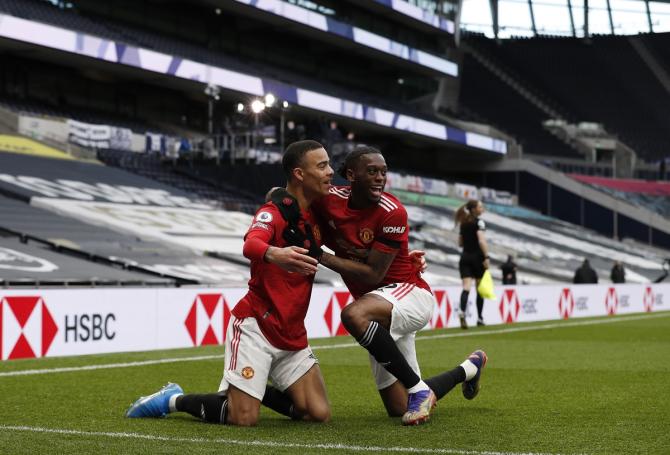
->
[0, 284, 667, 361]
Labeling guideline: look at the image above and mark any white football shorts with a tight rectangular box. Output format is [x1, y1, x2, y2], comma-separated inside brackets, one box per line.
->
[218, 316, 318, 401]
[366, 283, 435, 390]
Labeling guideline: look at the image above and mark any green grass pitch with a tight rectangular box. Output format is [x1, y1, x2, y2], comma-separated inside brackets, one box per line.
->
[0, 312, 668, 454]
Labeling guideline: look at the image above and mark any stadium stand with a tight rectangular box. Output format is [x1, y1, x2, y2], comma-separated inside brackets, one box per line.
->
[399, 190, 667, 284]
[0, 192, 255, 286]
[0, 96, 167, 135]
[0, 0, 443, 122]
[462, 34, 670, 162]
[570, 174, 670, 218]
[0, 150, 257, 285]
[0, 148, 350, 286]
[172, 160, 668, 284]
[96, 149, 260, 214]
[458, 49, 581, 158]
[0, 225, 172, 286]
[0, 0, 667, 287]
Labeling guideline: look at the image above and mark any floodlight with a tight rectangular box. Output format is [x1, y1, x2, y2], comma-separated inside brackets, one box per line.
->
[251, 99, 265, 114]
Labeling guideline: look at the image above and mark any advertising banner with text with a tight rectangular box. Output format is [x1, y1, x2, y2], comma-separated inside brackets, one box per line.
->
[0, 284, 667, 361]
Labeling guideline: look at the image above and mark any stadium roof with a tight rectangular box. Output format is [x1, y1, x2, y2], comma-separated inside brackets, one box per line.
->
[461, 0, 670, 38]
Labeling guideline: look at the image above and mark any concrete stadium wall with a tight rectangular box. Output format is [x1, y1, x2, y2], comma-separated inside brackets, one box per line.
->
[0, 283, 668, 361]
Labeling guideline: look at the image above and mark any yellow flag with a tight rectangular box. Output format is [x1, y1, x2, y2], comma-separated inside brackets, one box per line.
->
[477, 270, 497, 300]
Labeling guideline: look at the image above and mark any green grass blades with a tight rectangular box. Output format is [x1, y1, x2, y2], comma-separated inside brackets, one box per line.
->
[0, 312, 669, 455]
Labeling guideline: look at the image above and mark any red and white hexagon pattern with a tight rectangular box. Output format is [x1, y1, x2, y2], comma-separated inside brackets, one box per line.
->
[0, 296, 58, 360]
[184, 293, 230, 346]
[323, 291, 352, 336]
[643, 287, 654, 313]
[430, 290, 452, 329]
[604, 287, 618, 316]
[498, 289, 520, 323]
[558, 288, 575, 319]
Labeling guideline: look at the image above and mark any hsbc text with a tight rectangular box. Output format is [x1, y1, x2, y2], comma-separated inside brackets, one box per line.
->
[64, 313, 116, 342]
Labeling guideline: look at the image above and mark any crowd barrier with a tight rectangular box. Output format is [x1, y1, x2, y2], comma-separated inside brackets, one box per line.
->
[0, 284, 667, 360]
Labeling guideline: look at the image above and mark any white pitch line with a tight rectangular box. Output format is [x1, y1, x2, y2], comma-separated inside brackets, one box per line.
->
[0, 424, 572, 455]
[0, 354, 225, 377]
[411, 311, 670, 343]
[0, 312, 668, 378]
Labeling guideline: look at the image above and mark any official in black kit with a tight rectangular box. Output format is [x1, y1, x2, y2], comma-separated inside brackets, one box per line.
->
[454, 199, 489, 329]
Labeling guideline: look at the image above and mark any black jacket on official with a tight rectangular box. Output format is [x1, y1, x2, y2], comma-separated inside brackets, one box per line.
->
[459, 217, 486, 279]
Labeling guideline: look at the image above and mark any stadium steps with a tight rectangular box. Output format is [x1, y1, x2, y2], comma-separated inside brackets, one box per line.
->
[97, 150, 259, 214]
[0, 224, 188, 287]
[628, 36, 670, 96]
[459, 55, 581, 158]
[461, 39, 566, 122]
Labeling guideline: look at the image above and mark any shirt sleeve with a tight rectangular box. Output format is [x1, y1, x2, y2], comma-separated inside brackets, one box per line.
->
[243, 204, 281, 252]
[477, 219, 486, 231]
[372, 207, 408, 253]
[243, 233, 271, 262]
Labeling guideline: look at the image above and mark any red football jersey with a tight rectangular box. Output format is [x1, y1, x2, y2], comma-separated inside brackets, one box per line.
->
[232, 201, 322, 351]
[313, 186, 430, 299]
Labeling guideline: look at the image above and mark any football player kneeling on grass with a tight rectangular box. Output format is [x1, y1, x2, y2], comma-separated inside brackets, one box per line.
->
[125, 141, 333, 426]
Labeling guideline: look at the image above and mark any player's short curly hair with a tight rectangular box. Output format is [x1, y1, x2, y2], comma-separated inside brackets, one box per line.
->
[337, 145, 382, 179]
[282, 140, 324, 180]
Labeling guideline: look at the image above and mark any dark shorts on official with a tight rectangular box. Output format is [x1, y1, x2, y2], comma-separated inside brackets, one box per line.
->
[459, 252, 485, 279]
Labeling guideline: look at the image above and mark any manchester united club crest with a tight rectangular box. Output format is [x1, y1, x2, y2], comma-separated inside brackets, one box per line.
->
[359, 227, 374, 244]
[241, 366, 255, 379]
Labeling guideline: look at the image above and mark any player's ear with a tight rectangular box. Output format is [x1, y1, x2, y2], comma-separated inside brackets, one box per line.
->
[346, 167, 355, 182]
[292, 167, 304, 183]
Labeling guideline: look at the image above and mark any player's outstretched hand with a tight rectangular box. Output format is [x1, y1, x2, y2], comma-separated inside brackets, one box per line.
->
[266, 246, 319, 275]
[409, 250, 427, 273]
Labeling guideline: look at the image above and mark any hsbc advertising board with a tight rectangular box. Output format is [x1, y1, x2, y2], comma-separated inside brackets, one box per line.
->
[0, 283, 668, 361]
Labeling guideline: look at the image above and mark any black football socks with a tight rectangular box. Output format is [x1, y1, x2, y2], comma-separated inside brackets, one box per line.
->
[176, 393, 228, 424]
[262, 385, 299, 420]
[425, 366, 466, 400]
[357, 321, 425, 391]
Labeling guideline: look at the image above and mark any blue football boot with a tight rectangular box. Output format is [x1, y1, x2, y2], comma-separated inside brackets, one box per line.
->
[125, 383, 183, 418]
[462, 350, 487, 400]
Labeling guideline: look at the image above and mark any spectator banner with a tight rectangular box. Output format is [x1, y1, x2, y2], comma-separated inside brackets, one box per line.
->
[480, 187, 515, 205]
[454, 183, 479, 200]
[18, 116, 70, 144]
[0, 284, 667, 360]
[386, 172, 449, 197]
[67, 120, 133, 150]
[109, 126, 133, 151]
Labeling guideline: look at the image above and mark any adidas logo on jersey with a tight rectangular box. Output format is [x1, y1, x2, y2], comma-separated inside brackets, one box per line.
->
[382, 226, 406, 234]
